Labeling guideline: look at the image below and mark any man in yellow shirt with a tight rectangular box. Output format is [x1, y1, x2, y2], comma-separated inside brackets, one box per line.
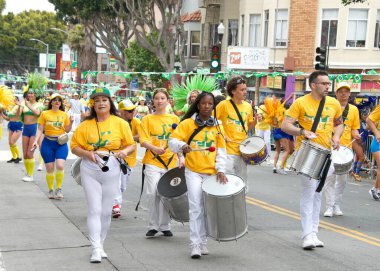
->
[216, 77, 255, 187]
[281, 70, 344, 250]
[112, 99, 141, 218]
[323, 82, 360, 217]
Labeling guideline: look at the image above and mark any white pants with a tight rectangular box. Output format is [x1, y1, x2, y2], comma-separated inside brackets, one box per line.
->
[256, 129, 271, 155]
[225, 154, 248, 189]
[114, 169, 133, 206]
[300, 164, 334, 239]
[80, 156, 121, 249]
[144, 164, 171, 231]
[185, 169, 208, 248]
[70, 113, 81, 131]
[324, 173, 348, 208]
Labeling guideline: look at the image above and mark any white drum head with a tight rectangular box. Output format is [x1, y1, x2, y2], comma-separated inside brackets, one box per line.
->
[332, 146, 354, 164]
[240, 136, 265, 154]
[202, 174, 245, 196]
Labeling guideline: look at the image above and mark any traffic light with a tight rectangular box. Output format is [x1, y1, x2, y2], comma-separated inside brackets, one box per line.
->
[210, 45, 221, 73]
[315, 47, 327, 70]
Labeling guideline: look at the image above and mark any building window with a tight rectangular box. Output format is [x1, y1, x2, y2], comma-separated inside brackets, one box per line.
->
[249, 14, 261, 47]
[346, 9, 368, 47]
[274, 9, 288, 47]
[228, 19, 238, 46]
[183, 31, 188, 57]
[320, 9, 338, 47]
[264, 10, 269, 47]
[190, 31, 200, 57]
[209, 24, 218, 46]
[241, 15, 245, 46]
[374, 10, 380, 48]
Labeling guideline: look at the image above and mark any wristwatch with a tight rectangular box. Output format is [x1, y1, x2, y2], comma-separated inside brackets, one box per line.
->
[299, 128, 304, 136]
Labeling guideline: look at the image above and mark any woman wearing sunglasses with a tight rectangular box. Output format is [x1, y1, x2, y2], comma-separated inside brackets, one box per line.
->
[139, 88, 181, 238]
[32, 94, 73, 199]
[169, 92, 227, 258]
[70, 88, 135, 263]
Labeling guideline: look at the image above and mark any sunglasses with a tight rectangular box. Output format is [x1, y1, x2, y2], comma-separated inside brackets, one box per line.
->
[235, 78, 246, 84]
[52, 99, 62, 102]
[95, 154, 110, 172]
[126, 109, 134, 113]
[96, 151, 130, 174]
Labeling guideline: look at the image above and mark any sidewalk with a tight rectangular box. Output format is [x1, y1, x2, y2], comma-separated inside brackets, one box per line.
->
[0, 161, 115, 271]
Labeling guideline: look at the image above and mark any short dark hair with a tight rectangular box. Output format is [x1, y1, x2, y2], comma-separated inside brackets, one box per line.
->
[226, 77, 246, 97]
[309, 70, 329, 88]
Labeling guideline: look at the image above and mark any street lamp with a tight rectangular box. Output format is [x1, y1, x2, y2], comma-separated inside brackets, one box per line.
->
[30, 38, 49, 73]
[217, 22, 225, 44]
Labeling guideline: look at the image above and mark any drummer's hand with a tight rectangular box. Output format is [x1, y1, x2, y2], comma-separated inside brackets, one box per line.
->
[303, 130, 318, 139]
[181, 144, 192, 154]
[117, 149, 128, 159]
[352, 131, 361, 140]
[217, 172, 228, 184]
[178, 155, 185, 168]
[85, 151, 97, 163]
[153, 146, 166, 155]
[331, 135, 340, 150]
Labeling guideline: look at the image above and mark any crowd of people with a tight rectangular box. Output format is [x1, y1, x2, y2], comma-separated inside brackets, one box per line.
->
[2, 71, 380, 262]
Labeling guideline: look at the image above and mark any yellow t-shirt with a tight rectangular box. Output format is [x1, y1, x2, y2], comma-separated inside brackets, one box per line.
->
[368, 104, 380, 124]
[216, 100, 254, 155]
[255, 104, 271, 130]
[70, 115, 135, 152]
[340, 104, 360, 147]
[38, 110, 70, 137]
[170, 118, 226, 175]
[139, 113, 179, 169]
[124, 117, 141, 168]
[285, 94, 342, 149]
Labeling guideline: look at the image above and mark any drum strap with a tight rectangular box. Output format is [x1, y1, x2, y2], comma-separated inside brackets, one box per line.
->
[229, 100, 247, 134]
[135, 164, 146, 211]
[342, 104, 349, 122]
[311, 97, 326, 133]
[316, 153, 332, 193]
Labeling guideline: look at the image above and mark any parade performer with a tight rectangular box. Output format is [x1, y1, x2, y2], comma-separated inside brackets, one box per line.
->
[169, 91, 227, 259]
[71, 87, 135, 263]
[281, 70, 343, 249]
[365, 104, 380, 200]
[323, 82, 360, 217]
[20, 73, 45, 182]
[216, 76, 255, 187]
[139, 88, 180, 238]
[171, 75, 216, 117]
[32, 94, 73, 199]
[0, 86, 22, 163]
[112, 99, 141, 218]
[255, 102, 272, 165]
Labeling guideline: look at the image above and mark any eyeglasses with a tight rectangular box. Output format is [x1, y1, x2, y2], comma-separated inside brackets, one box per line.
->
[315, 82, 332, 86]
[126, 109, 134, 113]
[52, 99, 62, 102]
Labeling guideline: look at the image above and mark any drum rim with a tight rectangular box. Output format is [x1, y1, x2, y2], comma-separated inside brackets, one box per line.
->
[202, 173, 246, 196]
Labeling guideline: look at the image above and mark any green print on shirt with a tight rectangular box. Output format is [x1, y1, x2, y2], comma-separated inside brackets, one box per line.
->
[226, 111, 248, 125]
[151, 124, 172, 140]
[46, 116, 64, 129]
[303, 112, 331, 129]
[89, 131, 111, 149]
[192, 131, 215, 148]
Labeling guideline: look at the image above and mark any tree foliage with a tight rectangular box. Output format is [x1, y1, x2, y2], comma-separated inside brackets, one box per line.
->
[0, 0, 5, 13]
[342, 0, 368, 5]
[0, 10, 66, 74]
[125, 40, 164, 72]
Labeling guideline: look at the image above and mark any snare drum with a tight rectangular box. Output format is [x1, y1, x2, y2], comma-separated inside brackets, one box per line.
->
[157, 167, 189, 223]
[239, 136, 268, 165]
[332, 146, 354, 175]
[70, 158, 82, 185]
[290, 140, 331, 180]
[202, 174, 248, 242]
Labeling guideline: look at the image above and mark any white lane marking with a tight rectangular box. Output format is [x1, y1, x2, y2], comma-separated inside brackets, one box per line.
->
[0, 251, 6, 271]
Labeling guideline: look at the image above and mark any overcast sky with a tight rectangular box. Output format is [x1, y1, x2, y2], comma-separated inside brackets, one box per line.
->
[3, 0, 55, 15]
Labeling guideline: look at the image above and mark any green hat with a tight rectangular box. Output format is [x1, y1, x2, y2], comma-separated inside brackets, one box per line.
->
[90, 87, 111, 99]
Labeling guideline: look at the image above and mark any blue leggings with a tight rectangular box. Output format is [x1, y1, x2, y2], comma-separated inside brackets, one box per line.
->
[40, 137, 69, 163]
[22, 123, 37, 137]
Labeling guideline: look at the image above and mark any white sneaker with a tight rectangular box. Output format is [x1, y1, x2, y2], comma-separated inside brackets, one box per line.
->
[90, 248, 102, 263]
[48, 190, 55, 199]
[22, 175, 34, 182]
[333, 205, 343, 216]
[55, 188, 64, 199]
[200, 244, 209, 255]
[302, 234, 316, 250]
[37, 164, 43, 171]
[191, 246, 201, 259]
[277, 167, 287, 175]
[266, 158, 272, 165]
[312, 233, 324, 247]
[323, 207, 333, 217]
[100, 247, 108, 258]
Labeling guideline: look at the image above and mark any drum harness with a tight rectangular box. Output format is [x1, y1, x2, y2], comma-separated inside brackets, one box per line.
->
[229, 100, 248, 135]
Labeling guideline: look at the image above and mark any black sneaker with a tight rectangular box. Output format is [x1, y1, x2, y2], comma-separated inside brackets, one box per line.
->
[146, 229, 158, 238]
[162, 230, 173, 237]
[14, 158, 21, 164]
[7, 158, 16, 163]
[369, 188, 379, 200]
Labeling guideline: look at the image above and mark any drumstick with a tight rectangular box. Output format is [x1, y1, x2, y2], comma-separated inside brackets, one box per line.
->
[191, 146, 216, 152]
[347, 132, 363, 147]
[225, 139, 248, 146]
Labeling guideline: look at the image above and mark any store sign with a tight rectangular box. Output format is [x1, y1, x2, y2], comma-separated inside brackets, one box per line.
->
[39, 53, 56, 69]
[335, 74, 362, 93]
[227, 46, 269, 70]
[62, 44, 71, 62]
[267, 76, 283, 89]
